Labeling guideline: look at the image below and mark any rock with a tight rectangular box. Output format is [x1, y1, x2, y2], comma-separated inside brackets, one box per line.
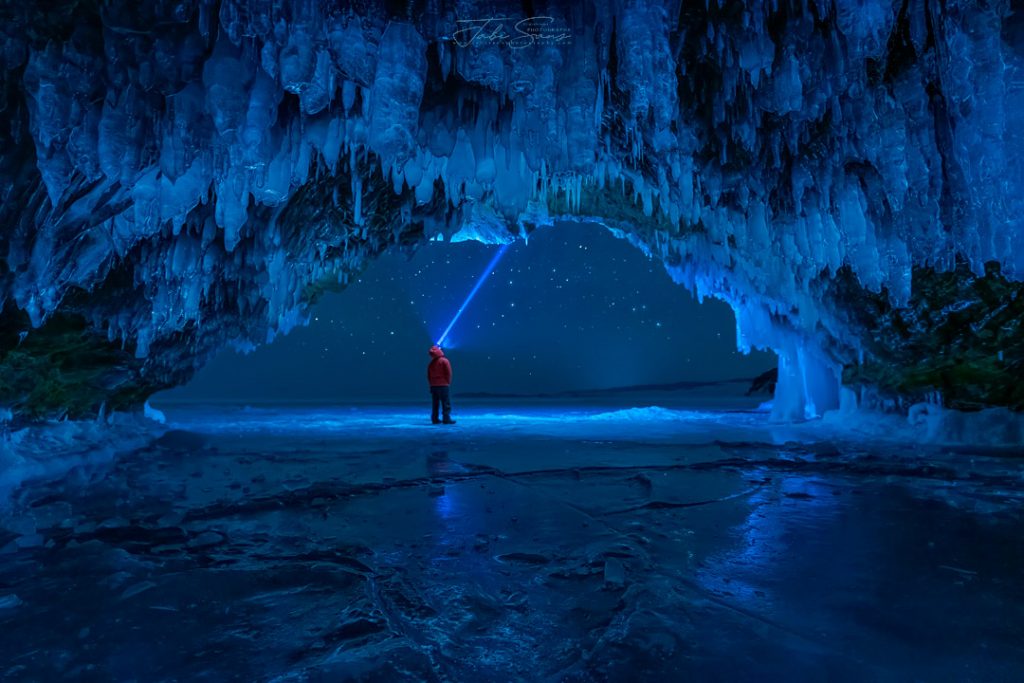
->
[839, 261, 1024, 411]
[746, 367, 778, 395]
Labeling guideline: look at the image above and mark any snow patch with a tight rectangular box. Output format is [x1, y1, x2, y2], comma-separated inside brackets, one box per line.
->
[907, 403, 1024, 447]
[814, 403, 1024, 449]
[0, 414, 163, 506]
[144, 401, 167, 424]
[586, 406, 701, 421]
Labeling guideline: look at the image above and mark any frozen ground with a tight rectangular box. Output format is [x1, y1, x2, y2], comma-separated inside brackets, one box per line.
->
[1, 398, 1023, 681]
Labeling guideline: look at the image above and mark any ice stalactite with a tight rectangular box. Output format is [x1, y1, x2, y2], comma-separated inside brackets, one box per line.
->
[1, 0, 1022, 418]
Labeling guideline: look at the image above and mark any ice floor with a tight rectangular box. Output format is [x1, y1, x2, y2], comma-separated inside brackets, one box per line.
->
[2, 402, 1024, 681]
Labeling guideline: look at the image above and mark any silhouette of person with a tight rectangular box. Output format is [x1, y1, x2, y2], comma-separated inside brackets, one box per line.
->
[427, 345, 456, 424]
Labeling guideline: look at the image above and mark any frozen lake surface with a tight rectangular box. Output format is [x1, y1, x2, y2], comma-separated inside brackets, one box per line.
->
[1, 400, 1023, 681]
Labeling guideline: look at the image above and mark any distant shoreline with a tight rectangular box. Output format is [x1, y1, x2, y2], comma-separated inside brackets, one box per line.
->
[152, 377, 762, 406]
[458, 377, 755, 399]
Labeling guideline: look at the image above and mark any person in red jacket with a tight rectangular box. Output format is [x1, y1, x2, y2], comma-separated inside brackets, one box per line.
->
[427, 345, 456, 424]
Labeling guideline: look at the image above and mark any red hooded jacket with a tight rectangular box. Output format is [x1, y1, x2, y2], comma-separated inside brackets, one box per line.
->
[428, 346, 452, 386]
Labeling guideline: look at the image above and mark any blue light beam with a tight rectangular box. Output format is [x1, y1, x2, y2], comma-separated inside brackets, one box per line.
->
[436, 243, 511, 347]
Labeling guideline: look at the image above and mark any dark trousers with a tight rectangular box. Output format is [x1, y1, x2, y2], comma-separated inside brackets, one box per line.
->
[430, 385, 452, 422]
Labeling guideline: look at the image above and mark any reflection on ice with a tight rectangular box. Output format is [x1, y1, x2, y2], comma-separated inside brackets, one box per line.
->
[697, 472, 842, 610]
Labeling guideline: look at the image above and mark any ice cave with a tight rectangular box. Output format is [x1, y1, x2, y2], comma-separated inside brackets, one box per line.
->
[1, 0, 1023, 680]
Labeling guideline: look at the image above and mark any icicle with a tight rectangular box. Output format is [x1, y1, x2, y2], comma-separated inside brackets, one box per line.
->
[353, 175, 363, 226]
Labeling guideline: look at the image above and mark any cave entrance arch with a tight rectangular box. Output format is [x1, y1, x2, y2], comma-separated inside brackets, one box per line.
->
[155, 222, 777, 407]
[3, 0, 1021, 423]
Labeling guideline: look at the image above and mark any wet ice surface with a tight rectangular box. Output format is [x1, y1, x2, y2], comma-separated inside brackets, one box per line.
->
[2, 402, 1024, 681]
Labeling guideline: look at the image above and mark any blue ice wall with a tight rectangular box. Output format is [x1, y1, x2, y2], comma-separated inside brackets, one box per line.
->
[0, 0, 1021, 418]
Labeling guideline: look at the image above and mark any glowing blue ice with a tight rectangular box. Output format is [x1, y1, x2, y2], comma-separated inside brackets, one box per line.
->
[436, 244, 510, 347]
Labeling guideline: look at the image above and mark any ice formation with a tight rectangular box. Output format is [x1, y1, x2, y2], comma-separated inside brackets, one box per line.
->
[0, 0, 1022, 420]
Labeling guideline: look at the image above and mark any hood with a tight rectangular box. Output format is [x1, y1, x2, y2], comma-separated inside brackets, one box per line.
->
[429, 345, 444, 358]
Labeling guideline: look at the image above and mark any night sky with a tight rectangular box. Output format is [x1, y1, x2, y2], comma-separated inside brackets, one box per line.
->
[161, 223, 775, 402]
